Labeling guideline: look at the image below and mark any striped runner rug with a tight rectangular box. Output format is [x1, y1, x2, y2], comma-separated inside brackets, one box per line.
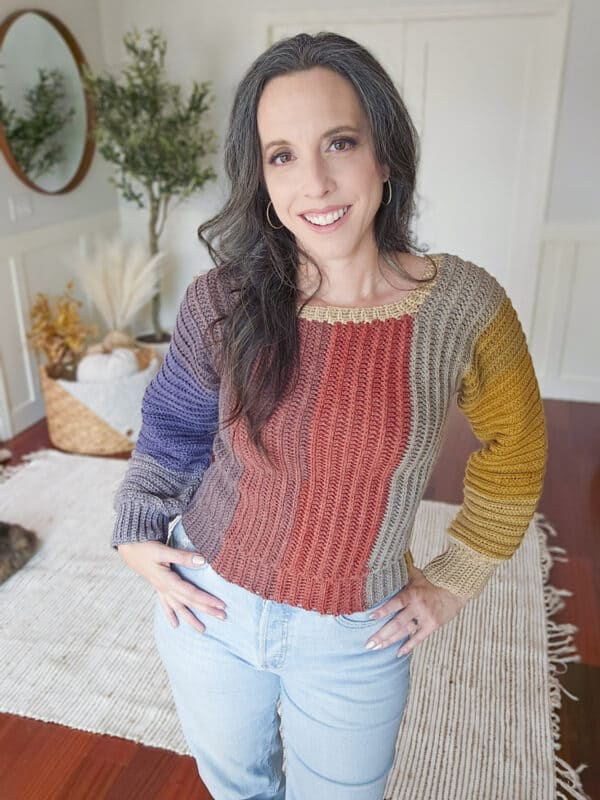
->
[0, 449, 589, 799]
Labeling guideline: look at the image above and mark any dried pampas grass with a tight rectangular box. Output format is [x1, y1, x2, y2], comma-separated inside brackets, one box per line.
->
[68, 236, 165, 335]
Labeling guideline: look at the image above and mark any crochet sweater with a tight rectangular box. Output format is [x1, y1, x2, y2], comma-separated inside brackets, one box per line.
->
[111, 252, 548, 615]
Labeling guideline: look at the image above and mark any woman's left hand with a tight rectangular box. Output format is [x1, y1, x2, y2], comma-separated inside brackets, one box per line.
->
[365, 564, 469, 657]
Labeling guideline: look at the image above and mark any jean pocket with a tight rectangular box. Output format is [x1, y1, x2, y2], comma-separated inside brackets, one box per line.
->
[169, 517, 198, 553]
[334, 588, 402, 628]
[168, 519, 213, 582]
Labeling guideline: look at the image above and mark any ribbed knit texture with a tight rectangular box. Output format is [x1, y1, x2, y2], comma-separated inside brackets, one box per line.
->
[111, 253, 548, 614]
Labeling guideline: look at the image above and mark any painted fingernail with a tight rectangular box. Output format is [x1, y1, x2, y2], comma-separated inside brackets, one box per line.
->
[192, 555, 205, 565]
[365, 640, 382, 650]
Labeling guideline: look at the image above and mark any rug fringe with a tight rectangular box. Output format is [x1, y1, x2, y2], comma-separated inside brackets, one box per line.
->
[534, 512, 592, 800]
[555, 759, 591, 800]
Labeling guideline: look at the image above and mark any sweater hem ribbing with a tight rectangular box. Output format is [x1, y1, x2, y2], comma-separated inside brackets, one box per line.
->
[206, 550, 414, 616]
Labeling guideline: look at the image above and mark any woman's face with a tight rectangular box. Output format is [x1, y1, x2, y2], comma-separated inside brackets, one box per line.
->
[257, 66, 389, 264]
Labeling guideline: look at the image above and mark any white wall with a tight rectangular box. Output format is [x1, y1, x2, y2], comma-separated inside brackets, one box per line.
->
[94, 0, 599, 326]
[0, 0, 122, 440]
[0, 0, 597, 424]
[3, 0, 597, 318]
[545, 0, 600, 223]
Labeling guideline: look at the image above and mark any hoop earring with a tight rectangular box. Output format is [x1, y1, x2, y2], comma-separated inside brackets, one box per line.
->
[266, 200, 284, 229]
[381, 178, 392, 206]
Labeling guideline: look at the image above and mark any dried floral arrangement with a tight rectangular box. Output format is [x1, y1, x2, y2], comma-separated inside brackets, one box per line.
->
[26, 281, 98, 380]
[67, 235, 164, 357]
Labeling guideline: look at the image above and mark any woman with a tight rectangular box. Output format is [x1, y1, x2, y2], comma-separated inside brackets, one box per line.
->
[112, 32, 547, 800]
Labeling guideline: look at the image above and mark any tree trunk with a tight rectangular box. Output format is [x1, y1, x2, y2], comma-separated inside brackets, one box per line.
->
[147, 196, 168, 342]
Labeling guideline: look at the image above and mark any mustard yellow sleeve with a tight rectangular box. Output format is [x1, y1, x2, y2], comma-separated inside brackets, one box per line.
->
[421, 292, 548, 600]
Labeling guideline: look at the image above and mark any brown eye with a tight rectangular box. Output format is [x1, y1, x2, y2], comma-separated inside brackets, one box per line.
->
[331, 137, 357, 152]
[270, 151, 291, 166]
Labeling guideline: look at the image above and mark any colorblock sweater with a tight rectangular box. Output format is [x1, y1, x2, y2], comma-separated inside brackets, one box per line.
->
[111, 252, 548, 615]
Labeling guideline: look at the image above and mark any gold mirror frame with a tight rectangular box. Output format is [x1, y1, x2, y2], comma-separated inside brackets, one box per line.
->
[0, 8, 95, 195]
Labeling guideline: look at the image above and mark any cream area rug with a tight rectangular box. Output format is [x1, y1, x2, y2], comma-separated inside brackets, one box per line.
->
[0, 449, 590, 800]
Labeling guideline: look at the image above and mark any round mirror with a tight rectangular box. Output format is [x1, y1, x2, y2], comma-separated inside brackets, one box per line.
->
[0, 9, 94, 194]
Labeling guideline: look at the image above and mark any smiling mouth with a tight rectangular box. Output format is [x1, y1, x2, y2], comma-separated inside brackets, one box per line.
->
[301, 205, 351, 230]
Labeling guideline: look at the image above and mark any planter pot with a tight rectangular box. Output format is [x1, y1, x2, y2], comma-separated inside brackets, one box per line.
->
[39, 348, 160, 455]
[135, 331, 171, 363]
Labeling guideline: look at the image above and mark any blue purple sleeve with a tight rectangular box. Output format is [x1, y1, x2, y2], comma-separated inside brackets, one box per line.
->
[110, 276, 220, 548]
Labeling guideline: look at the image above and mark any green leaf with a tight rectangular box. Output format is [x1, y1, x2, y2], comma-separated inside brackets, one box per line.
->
[82, 26, 218, 247]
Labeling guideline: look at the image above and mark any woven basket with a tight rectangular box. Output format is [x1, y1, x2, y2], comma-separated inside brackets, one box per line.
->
[39, 348, 159, 455]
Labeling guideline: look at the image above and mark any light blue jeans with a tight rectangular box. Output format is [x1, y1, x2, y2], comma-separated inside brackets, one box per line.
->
[153, 517, 412, 800]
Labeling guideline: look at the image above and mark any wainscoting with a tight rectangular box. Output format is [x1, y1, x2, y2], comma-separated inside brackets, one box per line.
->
[530, 223, 600, 403]
[0, 209, 120, 440]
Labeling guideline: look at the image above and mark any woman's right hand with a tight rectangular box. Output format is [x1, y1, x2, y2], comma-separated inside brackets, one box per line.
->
[117, 540, 228, 633]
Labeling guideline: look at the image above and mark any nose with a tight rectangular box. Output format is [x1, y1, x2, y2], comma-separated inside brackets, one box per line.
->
[302, 154, 335, 198]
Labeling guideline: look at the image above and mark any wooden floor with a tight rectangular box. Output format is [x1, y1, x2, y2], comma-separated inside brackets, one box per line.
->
[0, 398, 598, 799]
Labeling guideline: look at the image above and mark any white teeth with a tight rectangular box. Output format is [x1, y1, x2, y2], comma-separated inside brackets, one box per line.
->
[303, 206, 348, 226]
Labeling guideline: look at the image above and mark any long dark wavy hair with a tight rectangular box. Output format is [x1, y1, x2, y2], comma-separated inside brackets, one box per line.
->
[197, 31, 433, 467]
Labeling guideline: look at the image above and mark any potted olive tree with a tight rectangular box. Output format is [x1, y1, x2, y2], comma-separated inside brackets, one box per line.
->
[82, 28, 218, 345]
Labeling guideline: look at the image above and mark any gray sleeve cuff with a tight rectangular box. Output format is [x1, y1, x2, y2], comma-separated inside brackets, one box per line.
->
[110, 503, 171, 549]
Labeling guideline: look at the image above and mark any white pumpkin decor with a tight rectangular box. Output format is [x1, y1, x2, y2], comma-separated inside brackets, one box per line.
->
[40, 349, 160, 454]
[76, 347, 139, 382]
[36, 235, 169, 454]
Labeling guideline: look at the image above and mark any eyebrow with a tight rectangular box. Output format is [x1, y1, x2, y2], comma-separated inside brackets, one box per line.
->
[262, 125, 361, 154]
